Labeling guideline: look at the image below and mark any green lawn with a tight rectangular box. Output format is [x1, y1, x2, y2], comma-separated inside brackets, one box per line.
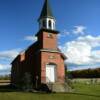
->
[0, 83, 100, 100]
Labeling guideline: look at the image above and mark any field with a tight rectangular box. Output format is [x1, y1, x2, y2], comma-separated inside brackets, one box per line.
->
[71, 78, 100, 84]
[0, 80, 10, 85]
[0, 80, 100, 100]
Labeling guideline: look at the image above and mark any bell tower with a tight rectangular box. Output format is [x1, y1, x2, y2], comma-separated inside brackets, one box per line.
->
[38, 0, 56, 30]
[36, 0, 66, 84]
[36, 0, 59, 50]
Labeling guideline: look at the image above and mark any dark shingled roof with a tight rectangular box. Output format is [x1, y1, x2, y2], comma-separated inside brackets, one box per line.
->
[38, 0, 55, 20]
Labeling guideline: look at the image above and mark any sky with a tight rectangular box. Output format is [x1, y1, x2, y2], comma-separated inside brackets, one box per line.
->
[0, 0, 100, 75]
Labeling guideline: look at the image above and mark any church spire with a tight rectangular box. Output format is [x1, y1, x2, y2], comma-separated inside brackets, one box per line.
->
[39, 0, 54, 20]
[38, 0, 56, 30]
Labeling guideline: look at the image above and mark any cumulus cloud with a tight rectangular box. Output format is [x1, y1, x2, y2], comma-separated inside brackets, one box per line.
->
[60, 35, 100, 70]
[77, 35, 100, 47]
[0, 68, 11, 75]
[92, 50, 100, 57]
[0, 49, 21, 60]
[91, 50, 100, 63]
[0, 64, 10, 70]
[60, 40, 92, 65]
[73, 25, 86, 35]
[58, 25, 86, 39]
[0, 49, 21, 75]
[58, 30, 70, 38]
[24, 35, 37, 42]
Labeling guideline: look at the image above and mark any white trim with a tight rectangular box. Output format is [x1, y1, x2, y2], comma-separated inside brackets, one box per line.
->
[39, 17, 55, 30]
[40, 49, 60, 53]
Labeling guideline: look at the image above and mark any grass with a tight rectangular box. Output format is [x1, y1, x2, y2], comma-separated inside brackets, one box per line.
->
[0, 83, 100, 100]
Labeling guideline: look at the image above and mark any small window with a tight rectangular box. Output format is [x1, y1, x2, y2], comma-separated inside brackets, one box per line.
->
[48, 32, 52, 38]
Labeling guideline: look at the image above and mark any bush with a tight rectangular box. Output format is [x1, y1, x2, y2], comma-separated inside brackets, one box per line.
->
[21, 72, 33, 92]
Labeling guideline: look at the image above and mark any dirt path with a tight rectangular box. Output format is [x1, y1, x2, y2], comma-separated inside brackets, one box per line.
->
[0, 80, 10, 85]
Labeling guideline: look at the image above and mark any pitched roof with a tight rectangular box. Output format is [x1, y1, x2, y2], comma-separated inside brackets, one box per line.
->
[38, 0, 55, 20]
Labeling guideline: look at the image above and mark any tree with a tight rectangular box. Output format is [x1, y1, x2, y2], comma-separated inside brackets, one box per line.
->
[21, 72, 33, 91]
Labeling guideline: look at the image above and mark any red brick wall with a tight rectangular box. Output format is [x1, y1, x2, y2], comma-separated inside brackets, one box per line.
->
[37, 30, 65, 84]
[37, 31, 58, 49]
[41, 51, 65, 83]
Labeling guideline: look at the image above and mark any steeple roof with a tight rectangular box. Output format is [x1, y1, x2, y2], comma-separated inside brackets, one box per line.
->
[38, 0, 55, 20]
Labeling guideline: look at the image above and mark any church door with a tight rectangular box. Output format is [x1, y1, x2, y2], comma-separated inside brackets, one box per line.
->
[46, 64, 56, 83]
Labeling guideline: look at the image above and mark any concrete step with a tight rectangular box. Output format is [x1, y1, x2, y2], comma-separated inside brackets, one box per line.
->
[47, 83, 72, 92]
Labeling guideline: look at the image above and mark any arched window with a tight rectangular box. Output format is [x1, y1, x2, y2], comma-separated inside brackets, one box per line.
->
[43, 20, 46, 28]
[49, 20, 52, 29]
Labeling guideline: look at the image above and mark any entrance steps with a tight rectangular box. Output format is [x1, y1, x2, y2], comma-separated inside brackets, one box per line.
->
[47, 82, 72, 92]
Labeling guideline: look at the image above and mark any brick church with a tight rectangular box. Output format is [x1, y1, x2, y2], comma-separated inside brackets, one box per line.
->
[11, 0, 67, 91]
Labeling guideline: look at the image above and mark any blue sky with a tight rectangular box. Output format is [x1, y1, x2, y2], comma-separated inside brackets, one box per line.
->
[0, 0, 100, 75]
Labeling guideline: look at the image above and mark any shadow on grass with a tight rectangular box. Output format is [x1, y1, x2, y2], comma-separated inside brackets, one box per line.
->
[0, 85, 100, 98]
[0, 84, 51, 93]
[0, 84, 19, 92]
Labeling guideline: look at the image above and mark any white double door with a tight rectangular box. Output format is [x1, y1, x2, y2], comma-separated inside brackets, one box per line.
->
[46, 64, 56, 83]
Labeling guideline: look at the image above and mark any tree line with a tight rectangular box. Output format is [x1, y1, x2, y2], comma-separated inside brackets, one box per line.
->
[67, 68, 100, 78]
[0, 74, 10, 80]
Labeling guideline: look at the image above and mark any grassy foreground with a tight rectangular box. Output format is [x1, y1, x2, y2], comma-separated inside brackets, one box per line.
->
[0, 83, 100, 100]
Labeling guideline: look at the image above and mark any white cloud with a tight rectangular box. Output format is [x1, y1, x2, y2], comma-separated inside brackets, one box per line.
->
[58, 30, 70, 39]
[0, 64, 10, 70]
[61, 40, 92, 65]
[58, 25, 86, 39]
[93, 50, 100, 57]
[78, 35, 100, 47]
[63, 30, 70, 35]
[60, 35, 100, 69]
[0, 49, 21, 60]
[24, 35, 37, 42]
[0, 64, 5, 70]
[73, 25, 86, 35]
[0, 49, 21, 74]
[91, 50, 100, 63]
